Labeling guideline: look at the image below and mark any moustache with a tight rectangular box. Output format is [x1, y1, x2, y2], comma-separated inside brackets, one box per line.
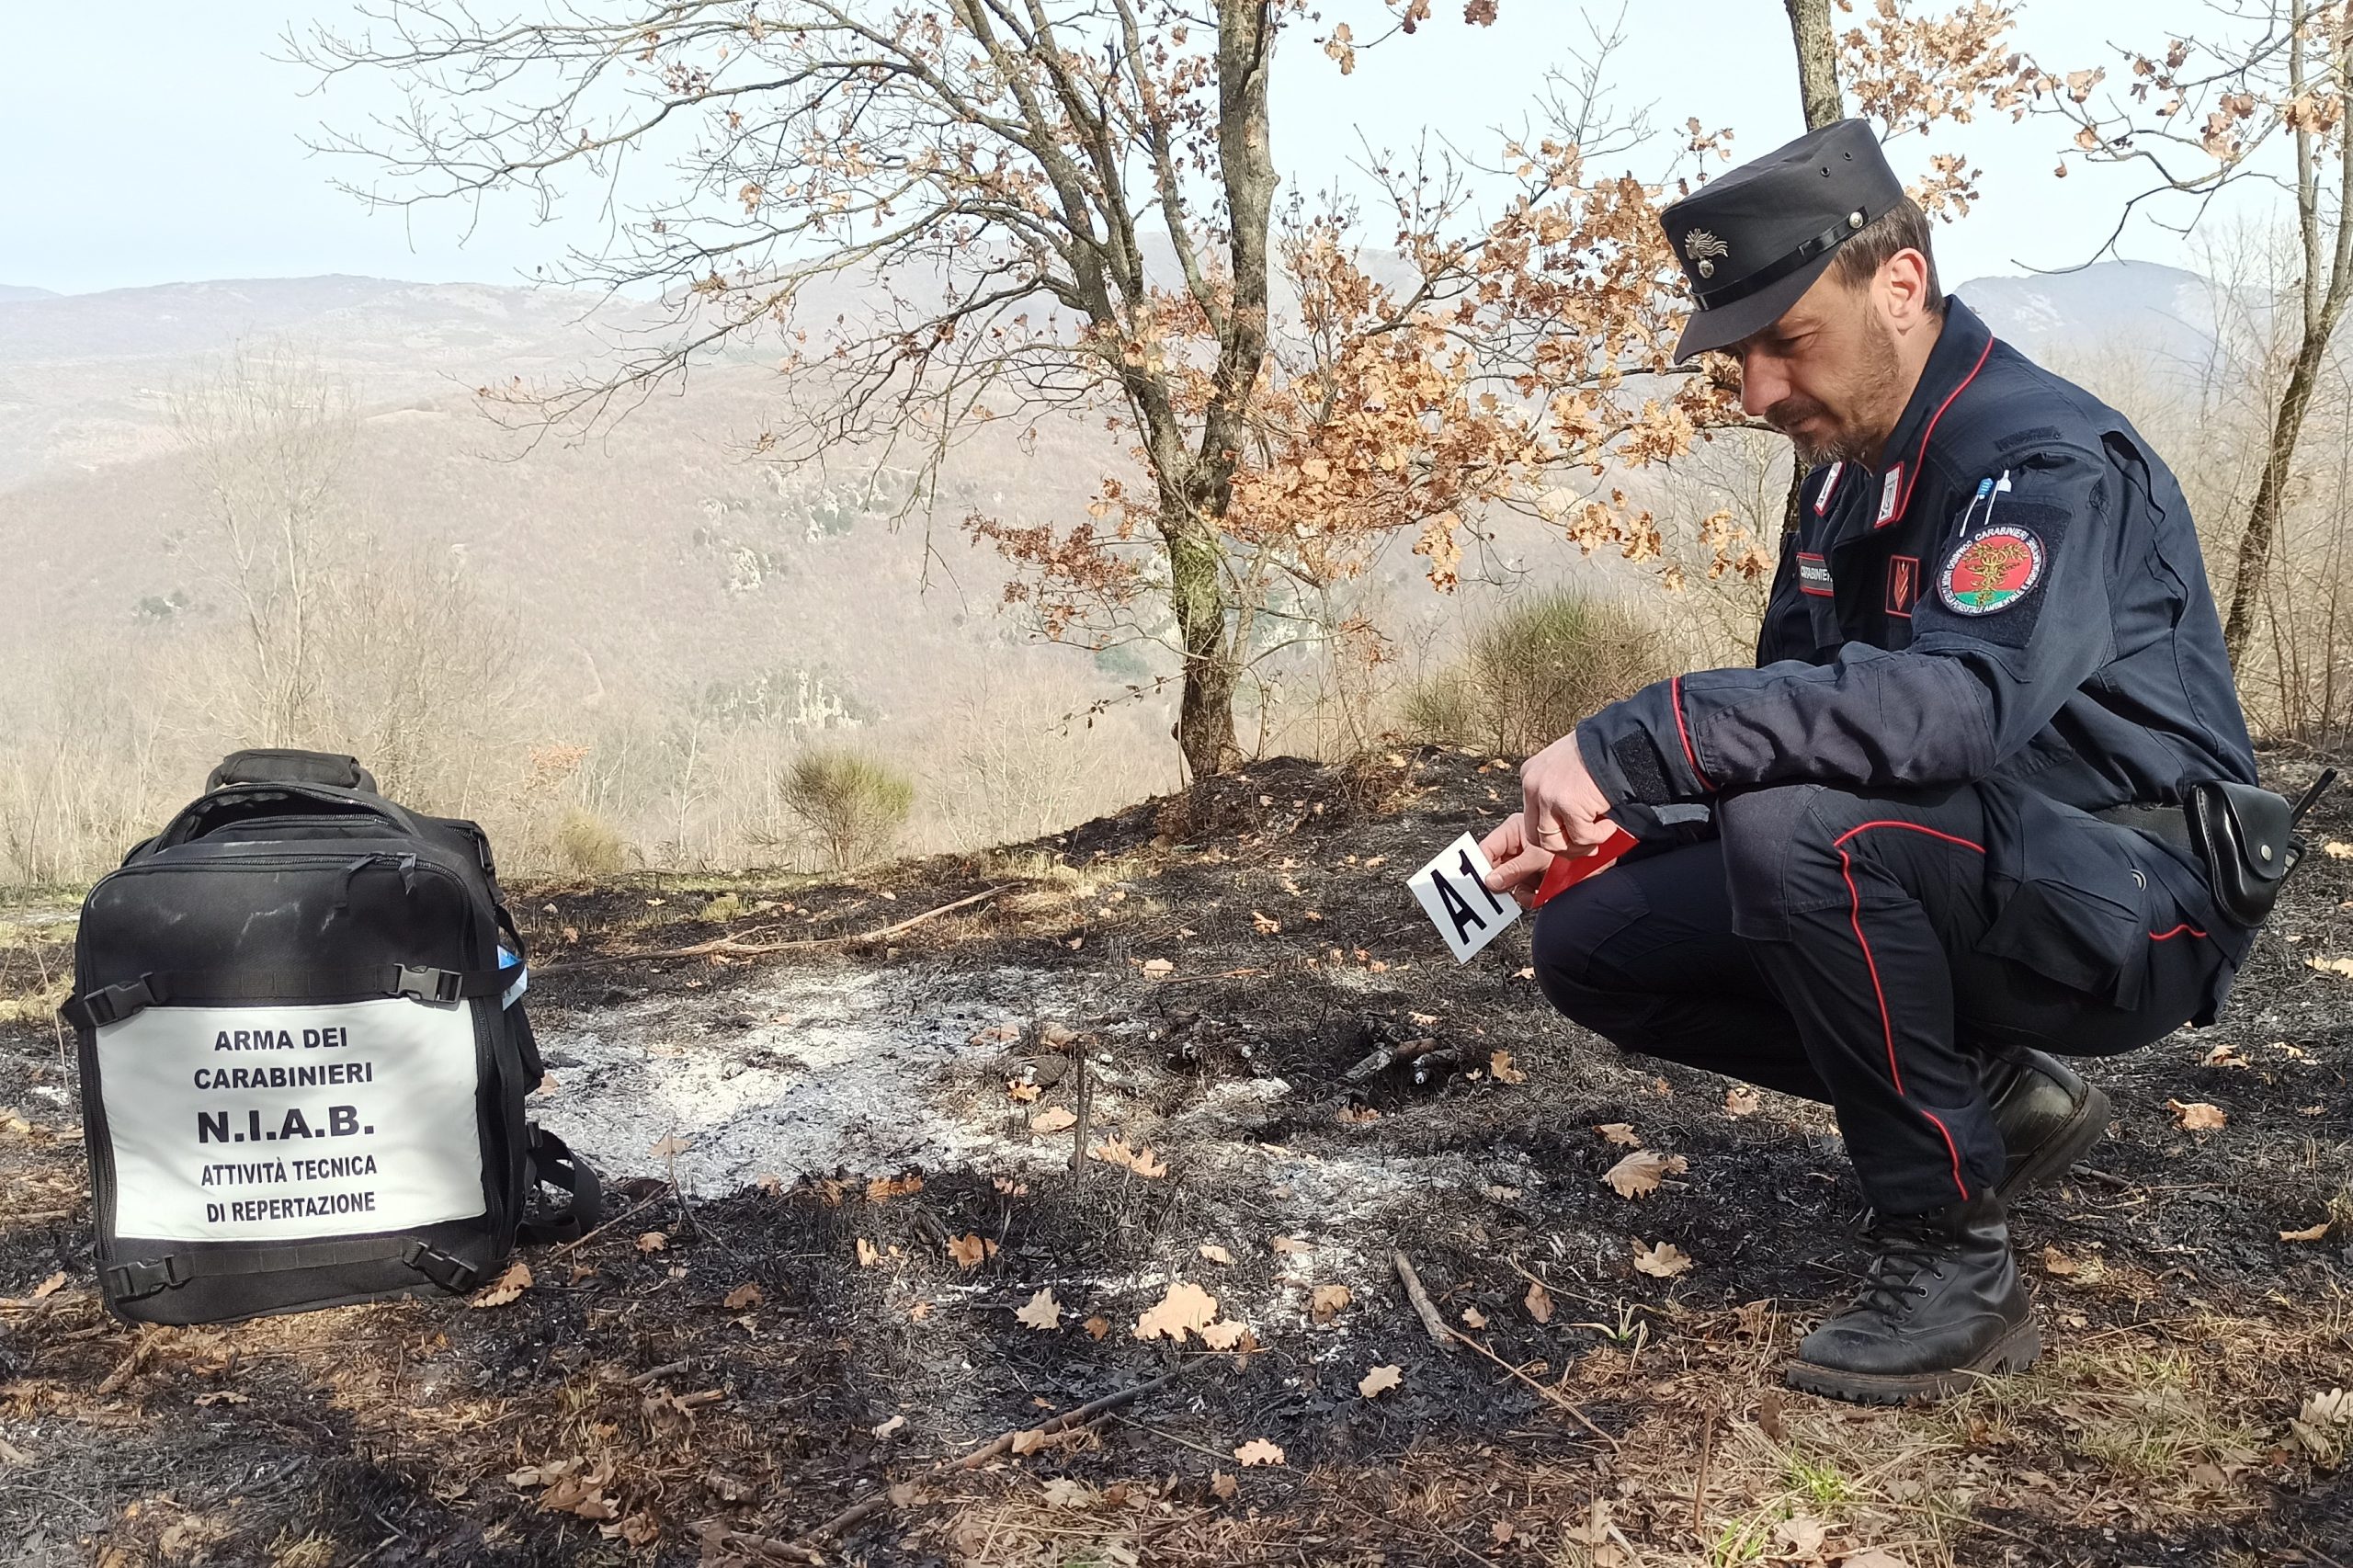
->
[1765, 395, 1830, 434]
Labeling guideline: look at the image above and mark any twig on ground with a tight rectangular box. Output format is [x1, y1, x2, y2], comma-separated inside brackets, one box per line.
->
[536, 886, 1004, 973]
[1392, 1250, 1456, 1352]
[787, 1371, 1179, 1550]
[1070, 1043, 1093, 1186]
[1693, 1400, 1716, 1536]
[545, 1190, 671, 1261]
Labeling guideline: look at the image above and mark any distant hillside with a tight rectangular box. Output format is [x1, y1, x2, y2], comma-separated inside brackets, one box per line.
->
[0, 284, 58, 304]
[1955, 261, 2219, 371]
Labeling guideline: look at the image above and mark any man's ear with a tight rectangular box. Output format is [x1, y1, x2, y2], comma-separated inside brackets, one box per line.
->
[1879, 247, 1934, 327]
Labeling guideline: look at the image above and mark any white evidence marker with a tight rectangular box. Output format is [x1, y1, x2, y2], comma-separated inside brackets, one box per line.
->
[1408, 831, 1520, 964]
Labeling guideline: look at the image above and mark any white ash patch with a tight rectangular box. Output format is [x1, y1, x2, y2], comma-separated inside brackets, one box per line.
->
[529, 962, 1106, 1196]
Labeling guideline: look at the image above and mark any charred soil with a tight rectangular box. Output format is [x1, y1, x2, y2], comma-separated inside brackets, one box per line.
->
[1, 748, 2348, 1566]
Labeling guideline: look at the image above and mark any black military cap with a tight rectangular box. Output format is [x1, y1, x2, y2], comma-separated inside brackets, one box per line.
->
[1661, 119, 1907, 361]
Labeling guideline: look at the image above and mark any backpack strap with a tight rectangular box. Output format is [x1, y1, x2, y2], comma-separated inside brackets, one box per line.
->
[103, 1235, 483, 1302]
[63, 963, 507, 1029]
[516, 1127, 603, 1245]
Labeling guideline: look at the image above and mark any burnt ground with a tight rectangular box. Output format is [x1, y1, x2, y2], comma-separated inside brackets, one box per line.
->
[1, 746, 2348, 1567]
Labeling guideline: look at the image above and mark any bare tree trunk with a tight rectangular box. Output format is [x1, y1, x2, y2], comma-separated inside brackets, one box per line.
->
[1777, 0, 1845, 540]
[2222, 3, 2353, 665]
[1166, 0, 1278, 781]
[1783, 0, 1845, 134]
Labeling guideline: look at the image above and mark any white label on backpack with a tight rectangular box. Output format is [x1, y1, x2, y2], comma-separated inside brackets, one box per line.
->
[96, 998, 484, 1243]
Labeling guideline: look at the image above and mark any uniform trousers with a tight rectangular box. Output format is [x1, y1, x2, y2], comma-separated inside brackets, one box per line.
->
[1529, 781, 2232, 1215]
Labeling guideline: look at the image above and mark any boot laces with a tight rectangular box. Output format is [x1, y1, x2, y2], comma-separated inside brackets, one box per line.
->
[1848, 1217, 1948, 1320]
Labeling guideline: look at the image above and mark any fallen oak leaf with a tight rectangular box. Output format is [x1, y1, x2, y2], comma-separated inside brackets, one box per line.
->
[2281, 1220, 2335, 1243]
[946, 1233, 995, 1268]
[471, 1261, 532, 1308]
[1083, 1314, 1110, 1340]
[1594, 1122, 1642, 1147]
[1631, 1240, 1692, 1278]
[1006, 1079, 1040, 1103]
[1134, 1280, 1219, 1343]
[1268, 1234, 1312, 1255]
[1489, 1050, 1527, 1085]
[634, 1232, 667, 1254]
[1210, 1470, 1238, 1499]
[1199, 1244, 1234, 1266]
[1233, 1437, 1285, 1467]
[1309, 1283, 1352, 1324]
[722, 1282, 764, 1311]
[1604, 1149, 1688, 1199]
[1358, 1364, 1403, 1398]
[1723, 1086, 1761, 1118]
[1524, 1280, 1553, 1324]
[1199, 1319, 1255, 1351]
[1087, 1137, 1169, 1177]
[29, 1271, 65, 1301]
[2167, 1098, 2227, 1131]
[1015, 1288, 1063, 1330]
[1030, 1107, 1077, 1134]
[866, 1173, 924, 1200]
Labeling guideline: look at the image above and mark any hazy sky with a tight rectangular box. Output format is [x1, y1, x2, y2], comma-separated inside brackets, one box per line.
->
[0, 2, 2256, 296]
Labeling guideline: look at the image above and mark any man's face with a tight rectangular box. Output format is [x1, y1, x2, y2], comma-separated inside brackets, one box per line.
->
[1731, 267, 1905, 469]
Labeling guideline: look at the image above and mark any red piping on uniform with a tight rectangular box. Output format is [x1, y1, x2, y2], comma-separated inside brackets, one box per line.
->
[2149, 923, 2208, 941]
[1882, 335, 1995, 528]
[1831, 820, 1989, 1202]
[1669, 675, 1714, 790]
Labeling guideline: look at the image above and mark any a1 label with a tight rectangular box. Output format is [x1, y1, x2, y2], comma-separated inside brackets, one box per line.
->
[1408, 832, 1521, 963]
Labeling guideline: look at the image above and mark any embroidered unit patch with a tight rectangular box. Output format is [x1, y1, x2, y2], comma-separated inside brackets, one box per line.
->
[1938, 524, 2044, 615]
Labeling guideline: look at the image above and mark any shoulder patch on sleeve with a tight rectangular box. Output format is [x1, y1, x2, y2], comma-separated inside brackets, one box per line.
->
[1938, 524, 2044, 615]
[1994, 425, 2065, 452]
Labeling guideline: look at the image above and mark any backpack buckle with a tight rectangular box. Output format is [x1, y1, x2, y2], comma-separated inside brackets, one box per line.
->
[104, 1254, 187, 1301]
[399, 1239, 480, 1292]
[392, 965, 463, 1004]
[68, 974, 162, 1028]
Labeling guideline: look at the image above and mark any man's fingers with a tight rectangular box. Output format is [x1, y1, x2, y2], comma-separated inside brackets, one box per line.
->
[1485, 846, 1552, 890]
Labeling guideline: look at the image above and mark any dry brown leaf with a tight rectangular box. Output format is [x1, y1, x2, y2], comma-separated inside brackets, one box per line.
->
[1199, 1244, 1234, 1266]
[1358, 1364, 1402, 1398]
[722, 1282, 764, 1311]
[1199, 1319, 1254, 1351]
[1336, 1103, 1381, 1125]
[1251, 910, 1280, 934]
[1209, 1470, 1238, 1499]
[1233, 1438, 1285, 1467]
[1631, 1240, 1692, 1278]
[872, 1414, 907, 1440]
[1838, 1551, 1910, 1568]
[1040, 1476, 1099, 1508]
[1461, 1305, 1489, 1329]
[993, 1176, 1029, 1196]
[1595, 1122, 1642, 1147]
[1309, 1283, 1352, 1324]
[2041, 1244, 2079, 1278]
[855, 1237, 881, 1268]
[1524, 1279, 1553, 1324]
[1133, 1280, 1219, 1343]
[649, 1132, 692, 1160]
[969, 1023, 1020, 1045]
[867, 1173, 924, 1201]
[946, 1233, 993, 1269]
[28, 1271, 65, 1301]
[1775, 1516, 1827, 1556]
[2325, 841, 2353, 858]
[1142, 958, 1175, 976]
[634, 1232, 667, 1254]
[1006, 1079, 1041, 1103]
[1604, 1149, 1688, 1199]
[1269, 1235, 1312, 1255]
[471, 1261, 531, 1308]
[1087, 1137, 1169, 1177]
[2281, 1220, 2335, 1243]
[1015, 1288, 1063, 1330]
[1030, 1107, 1077, 1134]
[2308, 956, 2353, 979]
[1723, 1086, 1761, 1118]
[1083, 1315, 1110, 1340]
[1489, 1050, 1527, 1085]
[2167, 1098, 2228, 1131]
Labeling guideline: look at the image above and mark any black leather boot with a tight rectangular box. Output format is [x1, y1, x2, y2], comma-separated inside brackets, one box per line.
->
[1984, 1047, 2110, 1201]
[1784, 1193, 2038, 1403]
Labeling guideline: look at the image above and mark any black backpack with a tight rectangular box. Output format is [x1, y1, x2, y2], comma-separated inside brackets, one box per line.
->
[63, 749, 599, 1324]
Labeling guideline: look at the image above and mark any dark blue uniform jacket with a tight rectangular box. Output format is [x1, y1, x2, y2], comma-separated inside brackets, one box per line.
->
[1575, 298, 2259, 1012]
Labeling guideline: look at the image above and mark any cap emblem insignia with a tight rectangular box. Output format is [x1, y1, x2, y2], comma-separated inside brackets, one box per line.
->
[1684, 229, 1728, 278]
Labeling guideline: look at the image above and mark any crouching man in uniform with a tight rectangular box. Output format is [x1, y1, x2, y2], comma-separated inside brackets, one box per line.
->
[1481, 119, 2265, 1403]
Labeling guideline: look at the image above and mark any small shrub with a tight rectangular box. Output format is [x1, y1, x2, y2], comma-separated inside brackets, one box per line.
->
[699, 892, 745, 923]
[1404, 589, 1674, 756]
[780, 746, 915, 870]
[551, 806, 627, 877]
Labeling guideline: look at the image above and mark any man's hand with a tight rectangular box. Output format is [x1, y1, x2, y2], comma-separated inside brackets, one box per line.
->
[1478, 812, 1552, 907]
[1519, 729, 1620, 858]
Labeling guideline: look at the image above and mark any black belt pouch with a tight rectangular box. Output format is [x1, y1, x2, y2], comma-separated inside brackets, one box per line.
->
[2185, 780, 2299, 927]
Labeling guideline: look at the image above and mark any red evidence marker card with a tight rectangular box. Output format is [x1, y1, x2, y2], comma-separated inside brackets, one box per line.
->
[1529, 826, 1639, 910]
